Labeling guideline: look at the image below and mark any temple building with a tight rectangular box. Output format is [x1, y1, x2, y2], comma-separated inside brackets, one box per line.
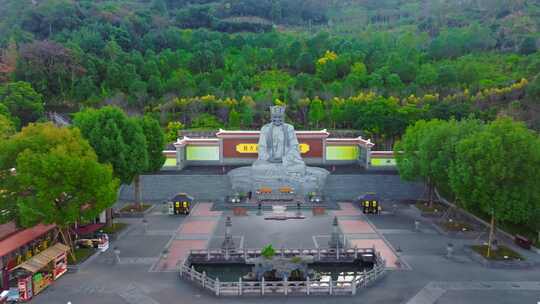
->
[169, 129, 376, 170]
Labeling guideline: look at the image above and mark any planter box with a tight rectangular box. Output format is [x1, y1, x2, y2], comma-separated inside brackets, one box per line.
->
[464, 246, 536, 269]
[411, 205, 443, 218]
[116, 204, 155, 218]
[431, 222, 481, 239]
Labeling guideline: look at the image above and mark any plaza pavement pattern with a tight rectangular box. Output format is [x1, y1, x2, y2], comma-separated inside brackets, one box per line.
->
[152, 203, 222, 272]
[333, 202, 402, 269]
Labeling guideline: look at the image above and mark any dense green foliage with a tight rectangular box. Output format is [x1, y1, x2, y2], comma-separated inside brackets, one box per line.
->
[450, 118, 540, 224]
[138, 115, 166, 172]
[0, 0, 538, 141]
[0, 81, 44, 128]
[0, 114, 15, 139]
[73, 106, 164, 203]
[396, 118, 540, 243]
[73, 106, 148, 185]
[395, 119, 484, 205]
[0, 123, 119, 251]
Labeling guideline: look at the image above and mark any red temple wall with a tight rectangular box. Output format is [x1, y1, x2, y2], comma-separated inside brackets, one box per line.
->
[222, 137, 323, 158]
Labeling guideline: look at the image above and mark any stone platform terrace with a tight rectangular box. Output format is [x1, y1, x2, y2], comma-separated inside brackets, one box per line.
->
[119, 171, 424, 202]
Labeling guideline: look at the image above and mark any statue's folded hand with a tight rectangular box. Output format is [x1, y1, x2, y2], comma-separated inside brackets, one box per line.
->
[268, 157, 282, 164]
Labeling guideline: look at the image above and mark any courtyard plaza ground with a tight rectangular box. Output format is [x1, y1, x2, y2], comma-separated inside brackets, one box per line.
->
[33, 173, 540, 304]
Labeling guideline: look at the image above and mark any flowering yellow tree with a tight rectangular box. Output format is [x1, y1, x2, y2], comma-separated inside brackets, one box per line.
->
[316, 51, 339, 82]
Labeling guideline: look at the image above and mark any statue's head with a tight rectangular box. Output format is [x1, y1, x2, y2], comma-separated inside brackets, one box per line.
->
[270, 106, 285, 126]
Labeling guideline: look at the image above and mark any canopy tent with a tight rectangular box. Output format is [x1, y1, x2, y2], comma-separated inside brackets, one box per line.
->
[0, 224, 56, 258]
[358, 193, 380, 201]
[13, 243, 69, 274]
[74, 223, 105, 236]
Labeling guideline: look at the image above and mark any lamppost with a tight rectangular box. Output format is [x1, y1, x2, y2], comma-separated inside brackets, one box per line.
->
[162, 249, 169, 270]
[446, 243, 454, 258]
[142, 218, 148, 235]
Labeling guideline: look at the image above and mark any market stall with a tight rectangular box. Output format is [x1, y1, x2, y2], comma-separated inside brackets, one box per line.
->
[12, 243, 69, 302]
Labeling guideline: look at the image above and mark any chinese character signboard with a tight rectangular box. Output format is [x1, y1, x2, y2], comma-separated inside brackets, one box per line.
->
[236, 143, 310, 154]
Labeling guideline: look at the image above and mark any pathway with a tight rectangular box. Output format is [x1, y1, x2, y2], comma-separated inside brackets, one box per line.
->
[333, 202, 402, 269]
[152, 202, 223, 272]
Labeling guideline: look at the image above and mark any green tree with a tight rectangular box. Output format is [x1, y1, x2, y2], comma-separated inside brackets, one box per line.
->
[368, 73, 384, 91]
[16, 41, 83, 101]
[329, 99, 344, 129]
[317, 61, 338, 82]
[0, 114, 15, 139]
[348, 62, 368, 88]
[449, 118, 540, 256]
[295, 52, 315, 74]
[228, 109, 241, 129]
[261, 244, 276, 259]
[152, 0, 168, 14]
[0, 123, 118, 259]
[308, 98, 325, 128]
[396, 119, 484, 206]
[386, 73, 404, 95]
[148, 75, 164, 97]
[138, 115, 165, 172]
[254, 70, 294, 97]
[165, 121, 184, 143]
[0, 81, 44, 127]
[519, 36, 537, 55]
[73, 106, 148, 206]
[191, 113, 223, 129]
[240, 105, 254, 128]
[416, 64, 438, 89]
[356, 99, 405, 148]
[527, 73, 540, 101]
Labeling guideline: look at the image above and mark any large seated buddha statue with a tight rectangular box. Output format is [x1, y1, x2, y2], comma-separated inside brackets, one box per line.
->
[228, 106, 329, 196]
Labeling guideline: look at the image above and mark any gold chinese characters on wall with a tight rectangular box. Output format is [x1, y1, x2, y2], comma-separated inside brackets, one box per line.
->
[236, 143, 310, 154]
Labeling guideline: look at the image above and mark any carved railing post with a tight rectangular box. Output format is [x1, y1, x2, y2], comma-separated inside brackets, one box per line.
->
[202, 271, 206, 288]
[363, 269, 368, 287]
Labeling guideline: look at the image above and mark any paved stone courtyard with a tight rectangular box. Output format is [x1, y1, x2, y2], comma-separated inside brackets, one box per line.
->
[33, 174, 540, 304]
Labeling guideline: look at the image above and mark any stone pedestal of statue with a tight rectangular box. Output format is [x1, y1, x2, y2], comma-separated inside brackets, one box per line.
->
[228, 165, 329, 196]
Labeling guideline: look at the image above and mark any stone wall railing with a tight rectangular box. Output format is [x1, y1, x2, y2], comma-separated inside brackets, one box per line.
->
[188, 247, 378, 263]
[178, 247, 387, 296]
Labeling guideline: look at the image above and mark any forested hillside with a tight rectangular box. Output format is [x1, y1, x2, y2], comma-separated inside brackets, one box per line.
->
[0, 0, 539, 147]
